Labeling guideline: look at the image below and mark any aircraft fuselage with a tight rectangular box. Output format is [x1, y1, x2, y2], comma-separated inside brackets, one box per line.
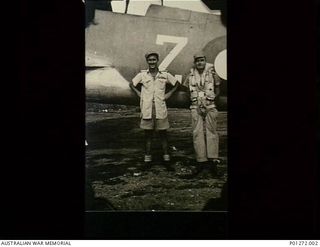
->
[86, 5, 227, 110]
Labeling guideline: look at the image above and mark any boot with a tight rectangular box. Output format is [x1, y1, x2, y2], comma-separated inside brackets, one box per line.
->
[210, 159, 221, 178]
[141, 155, 152, 170]
[191, 161, 207, 176]
[163, 155, 175, 172]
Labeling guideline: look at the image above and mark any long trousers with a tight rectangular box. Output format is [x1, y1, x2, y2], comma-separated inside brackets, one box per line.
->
[191, 107, 219, 162]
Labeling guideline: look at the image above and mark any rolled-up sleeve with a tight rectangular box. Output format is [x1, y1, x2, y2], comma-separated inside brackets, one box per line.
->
[132, 73, 142, 86]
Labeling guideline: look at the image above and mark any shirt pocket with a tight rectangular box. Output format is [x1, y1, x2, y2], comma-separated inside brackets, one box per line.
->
[190, 76, 197, 87]
[190, 87, 198, 100]
[206, 83, 215, 98]
[142, 78, 152, 88]
[157, 78, 166, 90]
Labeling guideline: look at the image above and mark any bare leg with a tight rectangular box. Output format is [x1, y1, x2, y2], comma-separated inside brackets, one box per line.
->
[158, 130, 169, 155]
[144, 130, 153, 155]
[159, 130, 174, 170]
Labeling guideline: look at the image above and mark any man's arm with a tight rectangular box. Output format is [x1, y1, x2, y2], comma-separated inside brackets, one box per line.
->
[215, 84, 220, 98]
[129, 82, 141, 98]
[165, 82, 179, 100]
[130, 73, 142, 97]
[213, 73, 221, 98]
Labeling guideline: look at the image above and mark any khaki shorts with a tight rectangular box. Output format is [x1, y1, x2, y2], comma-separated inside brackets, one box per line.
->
[140, 117, 170, 130]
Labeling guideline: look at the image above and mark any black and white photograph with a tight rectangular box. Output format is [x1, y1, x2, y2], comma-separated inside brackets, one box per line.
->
[85, 0, 227, 212]
[7, 0, 319, 240]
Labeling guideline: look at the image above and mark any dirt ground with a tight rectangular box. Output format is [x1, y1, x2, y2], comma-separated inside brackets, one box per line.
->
[85, 105, 228, 211]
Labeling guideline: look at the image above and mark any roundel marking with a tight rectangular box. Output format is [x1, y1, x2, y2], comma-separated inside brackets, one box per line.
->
[214, 49, 227, 80]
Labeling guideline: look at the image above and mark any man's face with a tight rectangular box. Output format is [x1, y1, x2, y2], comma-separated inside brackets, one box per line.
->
[147, 55, 158, 69]
[194, 57, 206, 70]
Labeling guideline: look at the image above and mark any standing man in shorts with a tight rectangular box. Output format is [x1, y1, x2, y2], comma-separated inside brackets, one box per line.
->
[130, 51, 179, 167]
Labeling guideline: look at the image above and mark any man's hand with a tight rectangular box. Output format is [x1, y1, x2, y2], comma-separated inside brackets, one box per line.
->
[130, 82, 141, 98]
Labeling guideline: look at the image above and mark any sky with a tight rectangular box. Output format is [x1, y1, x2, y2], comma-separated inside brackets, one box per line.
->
[111, 0, 220, 16]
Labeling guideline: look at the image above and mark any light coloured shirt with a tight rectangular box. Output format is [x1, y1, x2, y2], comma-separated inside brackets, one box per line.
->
[183, 63, 220, 89]
[132, 70, 177, 119]
[183, 63, 220, 108]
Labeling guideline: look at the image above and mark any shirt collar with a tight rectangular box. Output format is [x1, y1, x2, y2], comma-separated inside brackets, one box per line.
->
[147, 69, 162, 74]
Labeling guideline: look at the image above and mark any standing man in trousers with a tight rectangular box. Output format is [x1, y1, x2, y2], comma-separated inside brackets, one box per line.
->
[183, 53, 221, 177]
